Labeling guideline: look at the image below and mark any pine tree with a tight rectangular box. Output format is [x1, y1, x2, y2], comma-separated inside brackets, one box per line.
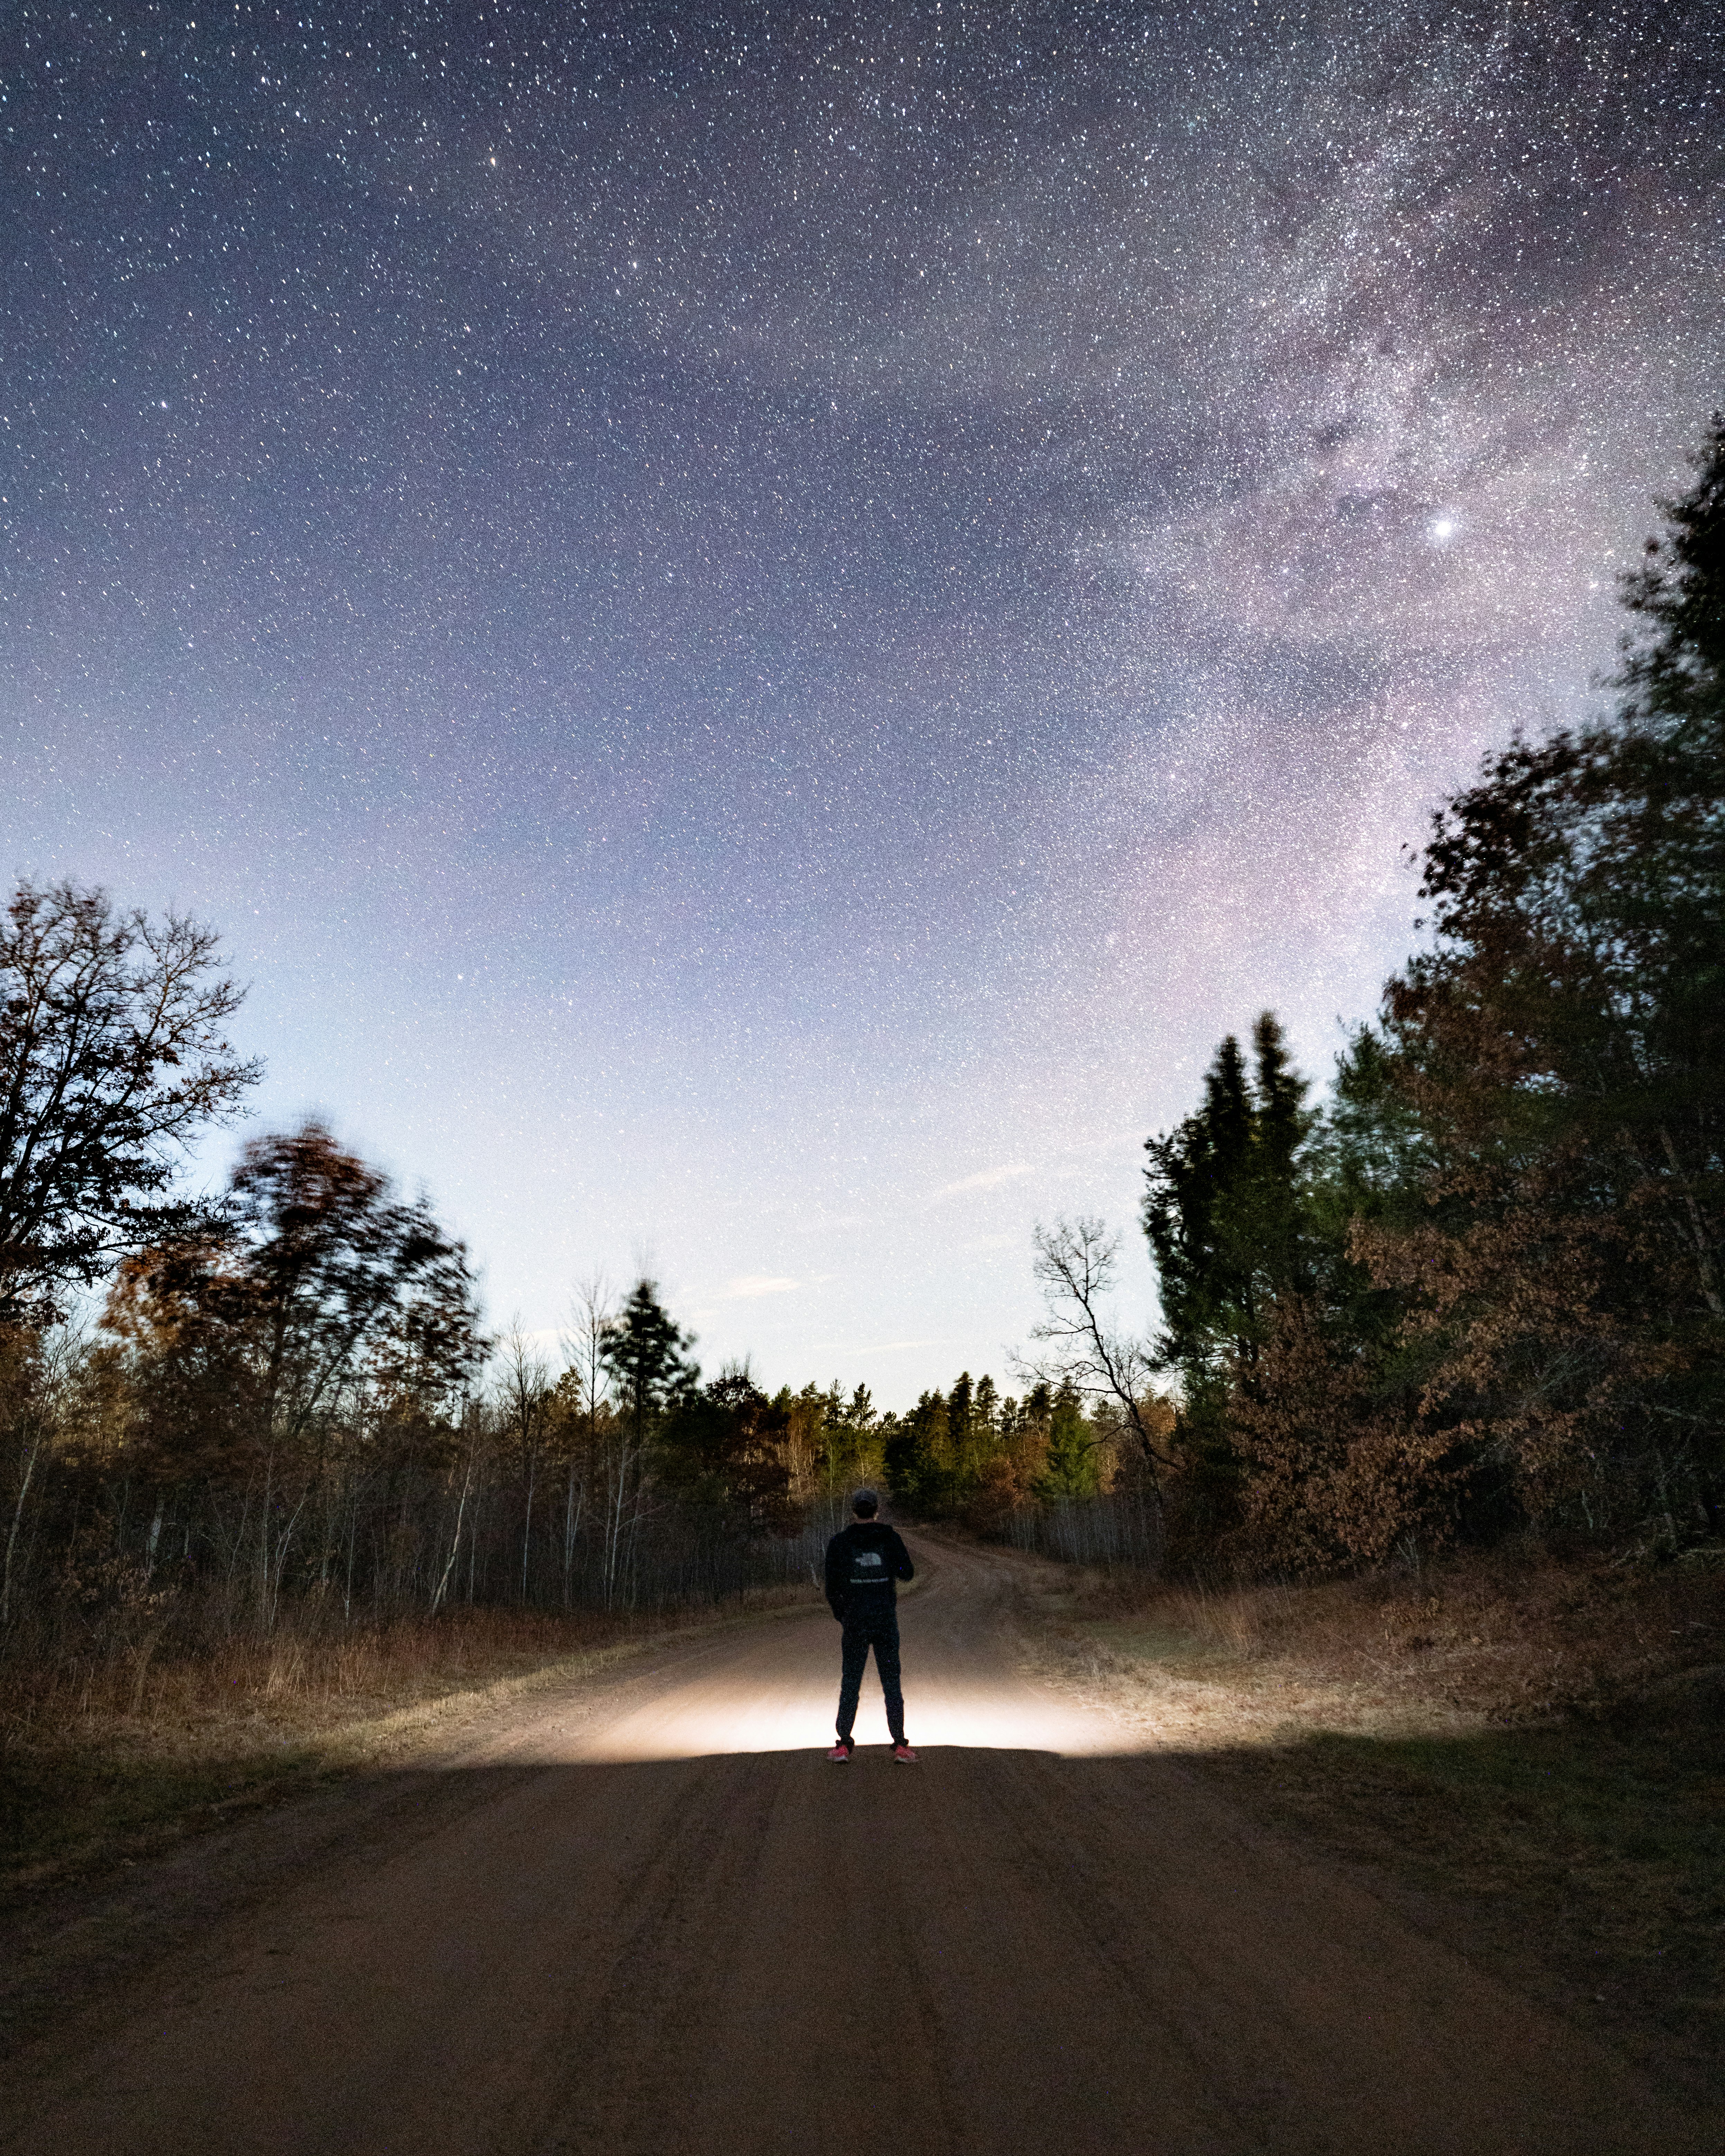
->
[600, 1279, 697, 1453]
[657, 1371, 799, 1537]
[973, 1374, 1000, 1458]
[946, 1372, 974, 1479]
[1143, 1017, 1317, 1384]
[1033, 1380, 1099, 1499]
[883, 1388, 948, 1512]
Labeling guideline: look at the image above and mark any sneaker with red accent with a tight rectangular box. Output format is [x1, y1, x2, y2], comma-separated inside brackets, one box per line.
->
[892, 1743, 918, 1764]
[827, 1739, 854, 1763]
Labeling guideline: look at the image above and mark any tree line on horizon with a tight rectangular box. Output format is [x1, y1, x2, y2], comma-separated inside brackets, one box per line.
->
[0, 819, 1162, 1644]
[0, 852, 889, 1645]
[0, 1052, 903, 1643]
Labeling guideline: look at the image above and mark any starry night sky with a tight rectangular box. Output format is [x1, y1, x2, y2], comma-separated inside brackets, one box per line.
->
[4, 1, 1723, 1397]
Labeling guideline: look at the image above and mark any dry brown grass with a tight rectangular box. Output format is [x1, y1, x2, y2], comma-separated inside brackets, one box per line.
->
[8, 1603, 656, 1744]
[1024, 1542, 1725, 1748]
[1013, 1542, 1725, 2103]
[0, 1586, 810, 1889]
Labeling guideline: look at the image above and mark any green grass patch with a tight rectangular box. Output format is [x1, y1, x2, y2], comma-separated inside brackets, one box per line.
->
[1028, 1550, 1725, 2099]
[1205, 1712, 1725, 2101]
[1, 1739, 332, 1884]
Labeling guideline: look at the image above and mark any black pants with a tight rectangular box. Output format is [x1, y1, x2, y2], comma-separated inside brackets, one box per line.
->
[837, 1604, 906, 1745]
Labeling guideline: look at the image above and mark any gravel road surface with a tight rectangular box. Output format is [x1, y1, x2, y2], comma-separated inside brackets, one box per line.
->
[1, 1534, 1714, 2155]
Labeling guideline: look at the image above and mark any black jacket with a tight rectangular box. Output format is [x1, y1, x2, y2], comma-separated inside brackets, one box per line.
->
[824, 1520, 914, 1620]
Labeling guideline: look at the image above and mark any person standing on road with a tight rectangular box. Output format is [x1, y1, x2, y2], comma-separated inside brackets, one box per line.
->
[824, 1489, 917, 1763]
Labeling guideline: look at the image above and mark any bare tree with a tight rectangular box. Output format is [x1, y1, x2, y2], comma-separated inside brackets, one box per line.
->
[0, 1325, 82, 1626]
[1018, 1217, 1173, 1486]
[497, 1318, 553, 1603]
[564, 1274, 614, 1450]
[0, 879, 262, 1324]
[558, 1273, 615, 1606]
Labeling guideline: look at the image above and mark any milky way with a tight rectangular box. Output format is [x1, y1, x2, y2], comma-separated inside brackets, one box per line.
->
[4, 2, 1722, 1396]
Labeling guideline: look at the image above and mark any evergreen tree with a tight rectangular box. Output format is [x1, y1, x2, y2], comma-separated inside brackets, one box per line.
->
[973, 1373, 1000, 1456]
[1033, 1379, 1099, 1499]
[883, 1387, 948, 1512]
[1143, 1015, 1316, 1388]
[657, 1370, 799, 1537]
[946, 1371, 974, 1479]
[824, 1382, 883, 1490]
[1142, 1014, 1318, 1526]
[600, 1279, 697, 1453]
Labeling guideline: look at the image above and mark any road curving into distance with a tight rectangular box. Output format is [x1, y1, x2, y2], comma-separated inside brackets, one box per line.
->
[1, 1533, 1716, 2155]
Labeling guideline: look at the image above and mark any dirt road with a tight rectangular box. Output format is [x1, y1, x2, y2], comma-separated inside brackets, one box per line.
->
[1, 1535, 1715, 2155]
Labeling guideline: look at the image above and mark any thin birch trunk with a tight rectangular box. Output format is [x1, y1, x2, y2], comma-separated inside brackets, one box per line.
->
[432, 1456, 474, 1613]
[563, 1466, 584, 1609]
[1657, 1124, 1724, 1317]
[520, 1455, 536, 1606]
[1, 1432, 42, 1626]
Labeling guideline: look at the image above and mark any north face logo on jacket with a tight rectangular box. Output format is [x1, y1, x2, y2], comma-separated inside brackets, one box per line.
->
[824, 1521, 914, 1618]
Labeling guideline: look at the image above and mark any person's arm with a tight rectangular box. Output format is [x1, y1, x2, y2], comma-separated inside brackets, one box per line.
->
[823, 1533, 847, 1618]
[888, 1530, 914, 1582]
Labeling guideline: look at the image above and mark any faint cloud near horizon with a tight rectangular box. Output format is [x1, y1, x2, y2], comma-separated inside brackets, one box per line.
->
[805, 1337, 946, 1358]
[933, 1162, 1033, 1200]
[719, 1274, 800, 1299]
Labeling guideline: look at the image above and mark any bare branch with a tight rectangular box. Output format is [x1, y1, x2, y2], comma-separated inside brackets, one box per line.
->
[1016, 1216, 1174, 1479]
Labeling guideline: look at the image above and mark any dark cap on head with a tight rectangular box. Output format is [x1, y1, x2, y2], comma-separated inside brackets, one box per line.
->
[851, 1488, 879, 1518]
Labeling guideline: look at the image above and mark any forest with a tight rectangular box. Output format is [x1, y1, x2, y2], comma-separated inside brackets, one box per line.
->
[0, 415, 1721, 1700]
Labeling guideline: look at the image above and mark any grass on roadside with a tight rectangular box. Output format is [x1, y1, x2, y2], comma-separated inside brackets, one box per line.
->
[1206, 1712, 1725, 2101]
[0, 1586, 813, 1893]
[1016, 1543, 1725, 2102]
